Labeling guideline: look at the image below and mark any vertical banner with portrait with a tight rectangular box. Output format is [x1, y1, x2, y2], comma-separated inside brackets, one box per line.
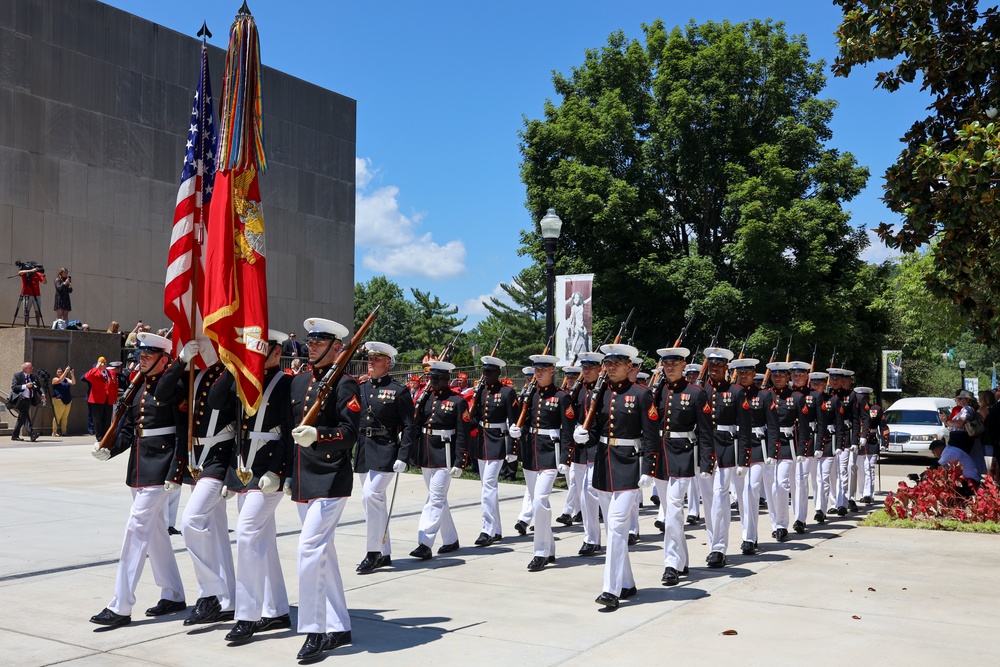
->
[555, 274, 594, 365]
[882, 349, 903, 393]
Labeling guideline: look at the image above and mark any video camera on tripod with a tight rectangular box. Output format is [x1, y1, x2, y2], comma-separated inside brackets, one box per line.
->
[15, 260, 45, 275]
[10, 259, 47, 327]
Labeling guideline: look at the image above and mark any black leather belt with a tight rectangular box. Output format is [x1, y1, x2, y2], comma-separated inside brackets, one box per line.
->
[364, 427, 391, 438]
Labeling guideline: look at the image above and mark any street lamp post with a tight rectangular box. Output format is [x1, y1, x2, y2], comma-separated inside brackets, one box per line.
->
[539, 208, 563, 346]
[959, 358, 967, 392]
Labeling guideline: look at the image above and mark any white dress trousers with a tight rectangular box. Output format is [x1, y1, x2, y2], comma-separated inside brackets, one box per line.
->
[793, 459, 812, 524]
[860, 453, 878, 499]
[525, 469, 557, 557]
[180, 477, 236, 610]
[417, 468, 458, 548]
[657, 477, 691, 571]
[597, 488, 637, 596]
[297, 497, 351, 634]
[741, 464, 766, 543]
[478, 459, 503, 537]
[235, 490, 288, 622]
[561, 461, 581, 516]
[358, 470, 395, 555]
[771, 459, 793, 530]
[579, 462, 601, 546]
[108, 487, 185, 616]
[700, 466, 731, 553]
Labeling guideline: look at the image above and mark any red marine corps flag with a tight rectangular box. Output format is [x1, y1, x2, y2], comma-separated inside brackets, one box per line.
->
[163, 33, 219, 370]
[203, 3, 269, 416]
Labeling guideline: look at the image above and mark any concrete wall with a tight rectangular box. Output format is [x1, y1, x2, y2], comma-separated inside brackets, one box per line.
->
[0, 326, 122, 436]
[0, 0, 356, 338]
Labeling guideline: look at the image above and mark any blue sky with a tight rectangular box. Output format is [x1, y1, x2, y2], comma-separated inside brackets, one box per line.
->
[103, 0, 928, 325]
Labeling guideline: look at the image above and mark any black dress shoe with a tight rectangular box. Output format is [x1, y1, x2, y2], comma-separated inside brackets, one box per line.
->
[474, 532, 491, 546]
[573, 511, 583, 522]
[771, 530, 777, 538]
[325, 630, 352, 650]
[686, 514, 700, 526]
[837, 506, 848, 516]
[848, 499, 859, 512]
[375, 554, 392, 569]
[775, 528, 789, 542]
[527, 555, 554, 571]
[661, 567, 680, 586]
[650, 495, 660, 507]
[578, 542, 599, 556]
[437, 540, 460, 554]
[10, 436, 22, 441]
[792, 520, 806, 534]
[184, 596, 233, 625]
[514, 520, 528, 536]
[225, 620, 256, 644]
[740, 540, 756, 555]
[409, 544, 433, 560]
[861, 495, 874, 504]
[356, 551, 381, 573]
[254, 614, 291, 632]
[90, 608, 131, 628]
[297, 633, 327, 660]
[555, 513, 573, 526]
[29, 433, 38, 442]
[492, 534, 502, 543]
[620, 586, 637, 599]
[814, 510, 826, 524]
[706, 551, 726, 568]
[145, 598, 186, 616]
[168, 526, 181, 536]
[682, 566, 689, 575]
[730, 500, 739, 509]
[654, 520, 665, 532]
[595, 592, 619, 609]
[627, 533, 639, 546]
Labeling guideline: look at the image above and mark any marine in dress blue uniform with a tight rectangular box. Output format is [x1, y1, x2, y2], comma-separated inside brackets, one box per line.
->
[731, 358, 774, 555]
[89, 333, 186, 629]
[556, 365, 584, 526]
[471, 356, 518, 547]
[788, 361, 817, 535]
[809, 371, 841, 525]
[853, 387, 887, 504]
[569, 352, 605, 555]
[828, 368, 856, 515]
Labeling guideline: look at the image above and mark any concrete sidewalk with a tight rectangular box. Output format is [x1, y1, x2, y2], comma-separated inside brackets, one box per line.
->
[0, 436, 996, 665]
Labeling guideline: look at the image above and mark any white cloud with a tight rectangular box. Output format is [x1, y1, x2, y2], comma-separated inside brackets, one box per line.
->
[861, 229, 902, 264]
[461, 283, 510, 316]
[355, 157, 466, 279]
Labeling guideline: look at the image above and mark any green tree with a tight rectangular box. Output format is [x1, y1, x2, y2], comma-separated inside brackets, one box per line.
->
[353, 276, 418, 352]
[833, 1, 1000, 341]
[520, 18, 878, 369]
[468, 267, 547, 368]
[408, 288, 467, 362]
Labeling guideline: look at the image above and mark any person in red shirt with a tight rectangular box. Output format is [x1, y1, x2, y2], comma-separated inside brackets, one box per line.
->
[17, 264, 46, 327]
[84, 357, 120, 439]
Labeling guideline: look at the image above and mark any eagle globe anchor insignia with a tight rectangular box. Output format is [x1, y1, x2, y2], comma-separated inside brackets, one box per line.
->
[236, 467, 253, 485]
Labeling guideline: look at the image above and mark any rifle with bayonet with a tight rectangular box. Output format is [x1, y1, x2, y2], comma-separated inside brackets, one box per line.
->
[651, 313, 695, 403]
[697, 324, 722, 386]
[729, 332, 751, 382]
[761, 339, 780, 388]
[412, 330, 462, 418]
[514, 332, 556, 429]
[810, 343, 818, 373]
[98, 371, 147, 450]
[467, 326, 506, 421]
[300, 302, 382, 427]
[581, 307, 635, 431]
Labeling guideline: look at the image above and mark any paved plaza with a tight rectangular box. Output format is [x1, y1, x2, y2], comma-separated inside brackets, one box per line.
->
[0, 438, 996, 665]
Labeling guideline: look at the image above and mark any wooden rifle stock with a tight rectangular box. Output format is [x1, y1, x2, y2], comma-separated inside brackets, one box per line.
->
[99, 371, 146, 449]
[580, 308, 635, 431]
[300, 303, 382, 427]
[515, 333, 555, 429]
[465, 328, 507, 422]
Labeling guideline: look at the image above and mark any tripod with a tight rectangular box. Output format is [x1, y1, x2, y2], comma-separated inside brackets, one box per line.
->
[11, 294, 45, 328]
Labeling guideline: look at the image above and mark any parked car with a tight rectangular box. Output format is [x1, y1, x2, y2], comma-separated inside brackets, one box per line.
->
[883, 397, 954, 458]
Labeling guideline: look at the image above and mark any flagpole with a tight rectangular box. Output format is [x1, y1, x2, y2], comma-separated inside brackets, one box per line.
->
[187, 23, 212, 480]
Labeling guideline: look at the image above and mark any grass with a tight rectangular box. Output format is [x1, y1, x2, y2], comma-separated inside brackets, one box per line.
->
[861, 509, 1000, 534]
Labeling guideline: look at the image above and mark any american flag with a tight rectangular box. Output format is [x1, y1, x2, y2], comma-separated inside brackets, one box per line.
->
[164, 46, 218, 368]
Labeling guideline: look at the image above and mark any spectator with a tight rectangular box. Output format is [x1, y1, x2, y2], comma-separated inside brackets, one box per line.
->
[10, 362, 41, 441]
[284, 358, 303, 375]
[107, 321, 127, 347]
[946, 390, 976, 454]
[17, 264, 46, 327]
[50, 366, 75, 437]
[282, 332, 306, 358]
[929, 439, 981, 488]
[53, 268, 72, 322]
[421, 348, 438, 364]
[407, 374, 422, 400]
[83, 357, 119, 439]
[81, 323, 90, 332]
[124, 321, 143, 348]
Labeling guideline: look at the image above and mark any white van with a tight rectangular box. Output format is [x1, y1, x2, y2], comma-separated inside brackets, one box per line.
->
[883, 397, 955, 458]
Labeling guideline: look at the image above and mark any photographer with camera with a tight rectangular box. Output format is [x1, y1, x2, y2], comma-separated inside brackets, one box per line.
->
[10, 362, 40, 441]
[51, 366, 75, 437]
[15, 260, 46, 327]
[84, 357, 119, 440]
[53, 267, 72, 322]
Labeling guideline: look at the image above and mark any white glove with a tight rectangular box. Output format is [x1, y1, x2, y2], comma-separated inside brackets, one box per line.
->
[179, 340, 200, 365]
[849, 445, 858, 453]
[258, 471, 280, 494]
[283, 477, 293, 497]
[505, 454, 518, 463]
[795, 455, 806, 463]
[449, 466, 462, 478]
[814, 450, 824, 458]
[859, 437, 867, 447]
[164, 480, 180, 493]
[638, 474, 653, 488]
[292, 425, 317, 446]
[765, 457, 775, 466]
[573, 425, 590, 444]
[699, 470, 712, 479]
[735, 466, 748, 477]
[392, 460, 407, 473]
[91, 442, 111, 460]
[508, 425, 522, 439]
[557, 463, 570, 475]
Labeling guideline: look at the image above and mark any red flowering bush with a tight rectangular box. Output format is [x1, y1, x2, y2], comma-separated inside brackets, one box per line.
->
[884, 463, 1000, 523]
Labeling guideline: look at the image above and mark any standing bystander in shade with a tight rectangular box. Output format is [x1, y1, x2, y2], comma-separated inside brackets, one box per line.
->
[84, 357, 119, 439]
[53, 268, 72, 322]
[50, 367, 75, 436]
